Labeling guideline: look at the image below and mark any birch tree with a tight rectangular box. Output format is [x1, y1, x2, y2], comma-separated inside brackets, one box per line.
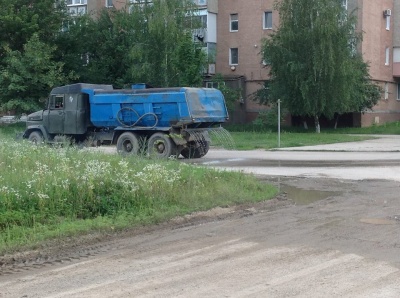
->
[260, 0, 380, 132]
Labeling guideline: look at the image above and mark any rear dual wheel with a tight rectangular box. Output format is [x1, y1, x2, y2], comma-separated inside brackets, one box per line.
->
[181, 133, 210, 159]
[180, 141, 209, 159]
[147, 133, 177, 158]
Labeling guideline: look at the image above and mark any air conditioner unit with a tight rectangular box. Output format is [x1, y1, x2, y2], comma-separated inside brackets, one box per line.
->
[384, 9, 391, 17]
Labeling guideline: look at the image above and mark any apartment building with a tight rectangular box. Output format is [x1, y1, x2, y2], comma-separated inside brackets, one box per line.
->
[348, 0, 400, 126]
[216, 0, 400, 126]
[67, 0, 400, 126]
[215, 0, 276, 123]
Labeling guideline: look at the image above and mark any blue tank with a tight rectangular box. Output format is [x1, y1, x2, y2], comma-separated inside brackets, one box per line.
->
[81, 86, 229, 130]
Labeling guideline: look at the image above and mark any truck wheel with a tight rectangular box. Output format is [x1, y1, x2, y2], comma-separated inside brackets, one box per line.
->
[147, 133, 176, 158]
[181, 141, 210, 159]
[28, 131, 44, 145]
[117, 132, 140, 156]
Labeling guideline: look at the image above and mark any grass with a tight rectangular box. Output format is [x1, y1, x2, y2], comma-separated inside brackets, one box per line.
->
[0, 132, 277, 255]
[0, 122, 25, 138]
[332, 121, 400, 134]
[220, 122, 400, 150]
[226, 131, 371, 150]
[212, 122, 392, 150]
[224, 121, 400, 135]
[1, 119, 398, 254]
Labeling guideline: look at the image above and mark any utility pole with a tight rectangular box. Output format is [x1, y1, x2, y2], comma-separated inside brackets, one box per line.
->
[278, 99, 281, 148]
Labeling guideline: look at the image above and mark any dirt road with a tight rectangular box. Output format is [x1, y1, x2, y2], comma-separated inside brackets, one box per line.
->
[1, 136, 400, 297]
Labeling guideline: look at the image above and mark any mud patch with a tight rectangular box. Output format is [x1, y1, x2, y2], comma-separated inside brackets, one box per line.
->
[360, 218, 397, 225]
[280, 185, 340, 205]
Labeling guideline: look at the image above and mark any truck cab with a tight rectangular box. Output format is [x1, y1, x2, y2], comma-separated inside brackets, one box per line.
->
[24, 84, 112, 143]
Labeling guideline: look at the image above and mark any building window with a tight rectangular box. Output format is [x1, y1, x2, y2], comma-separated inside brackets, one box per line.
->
[206, 81, 225, 89]
[397, 84, 400, 101]
[196, 15, 207, 28]
[386, 15, 391, 31]
[129, 0, 153, 9]
[230, 14, 238, 32]
[106, 0, 113, 7]
[384, 83, 389, 100]
[67, 0, 87, 15]
[385, 47, 390, 65]
[230, 48, 238, 65]
[129, 0, 153, 13]
[194, 0, 207, 5]
[67, 0, 87, 4]
[264, 12, 272, 29]
[341, 0, 347, 10]
[68, 6, 86, 15]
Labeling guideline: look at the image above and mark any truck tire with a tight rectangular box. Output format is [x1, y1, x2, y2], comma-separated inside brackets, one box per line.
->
[117, 132, 140, 156]
[28, 131, 44, 145]
[147, 133, 177, 158]
[181, 141, 210, 159]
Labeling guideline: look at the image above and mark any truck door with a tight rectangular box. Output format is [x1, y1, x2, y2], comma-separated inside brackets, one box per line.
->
[47, 95, 65, 134]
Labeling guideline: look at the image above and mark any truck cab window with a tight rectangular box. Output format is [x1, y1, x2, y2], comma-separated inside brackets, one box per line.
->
[50, 95, 64, 109]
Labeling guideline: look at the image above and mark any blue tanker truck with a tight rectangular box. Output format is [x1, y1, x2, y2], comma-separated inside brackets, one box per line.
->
[22, 83, 229, 158]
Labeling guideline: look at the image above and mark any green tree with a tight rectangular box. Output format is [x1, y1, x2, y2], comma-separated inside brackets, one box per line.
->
[0, 0, 66, 62]
[210, 74, 242, 113]
[53, 14, 96, 84]
[259, 0, 380, 132]
[0, 0, 68, 113]
[128, 0, 206, 87]
[58, 0, 206, 88]
[54, 9, 139, 87]
[0, 34, 75, 113]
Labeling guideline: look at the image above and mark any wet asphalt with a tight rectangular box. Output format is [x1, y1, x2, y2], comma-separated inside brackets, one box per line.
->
[185, 135, 400, 182]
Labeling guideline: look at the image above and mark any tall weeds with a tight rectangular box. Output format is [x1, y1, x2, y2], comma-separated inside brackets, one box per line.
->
[0, 140, 277, 252]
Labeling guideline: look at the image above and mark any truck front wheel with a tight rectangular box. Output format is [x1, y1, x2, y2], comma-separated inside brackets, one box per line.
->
[28, 131, 44, 145]
[117, 132, 140, 156]
[147, 133, 177, 158]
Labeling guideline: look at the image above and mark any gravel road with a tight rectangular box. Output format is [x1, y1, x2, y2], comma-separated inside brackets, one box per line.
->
[1, 136, 400, 297]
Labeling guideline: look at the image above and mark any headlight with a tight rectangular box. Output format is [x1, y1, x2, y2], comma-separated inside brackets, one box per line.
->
[28, 116, 41, 121]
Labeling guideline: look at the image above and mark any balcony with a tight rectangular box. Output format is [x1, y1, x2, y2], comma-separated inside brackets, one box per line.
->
[192, 28, 208, 44]
[193, 0, 207, 6]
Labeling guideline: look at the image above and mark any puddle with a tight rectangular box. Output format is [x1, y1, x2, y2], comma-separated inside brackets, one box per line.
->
[360, 218, 396, 225]
[280, 185, 340, 205]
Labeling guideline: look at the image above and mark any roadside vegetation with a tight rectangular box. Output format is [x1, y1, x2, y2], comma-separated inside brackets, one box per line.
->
[0, 125, 277, 254]
[221, 121, 400, 150]
[1, 120, 399, 254]
[225, 131, 371, 150]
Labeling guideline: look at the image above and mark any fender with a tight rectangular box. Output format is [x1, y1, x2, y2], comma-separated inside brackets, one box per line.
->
[23, 125, 50, 142]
